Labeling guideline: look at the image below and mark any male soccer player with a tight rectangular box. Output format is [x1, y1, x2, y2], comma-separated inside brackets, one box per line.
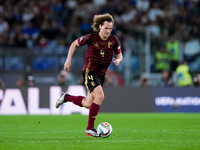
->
[56, 13, 123, 137]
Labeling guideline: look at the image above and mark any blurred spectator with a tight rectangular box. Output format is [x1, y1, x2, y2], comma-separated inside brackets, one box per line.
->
[13, 6, 22, 21]
[121, 5, 137, 24]
[48, 6, 59, 22]
[55, 70, 75, 86]
[93, 0, 107, 7]
[66, 0, 77, 10]
[56, 26, 67, 46]
[23, 21, 39, 49]
[29, 1, 40, 17]
[193, 74, 200, 87]
[23, 21, 39, 40]
[148, 1, 163, 22]
[16, 77, 25, 86]
[74, 2, 94, 19]
[9, 24, 27, 47]
[77, 76, 84, 86]
[14, 33, 27, 47]
[46, 21, 60, 41]
[155, 45, 170, 72]
[27, 75, 35, 86]
[158, 70, 174, 87]
[0, 16, 9, 36]
[22, 7, 34, 23]
[149, 20, 160, 38]
[184, 36, 200, 60]
[16, 75, 35, 87]
[55, 26, 68, 54]
[40, 20, 51, 39]
[183, 34, 200, 72]
[56, 70, 67, 86]
[104, 70, 124, 87]
[162, 0, 177, 17]
[166, 34, 180, 71]
[52, 0, 63, 14]
[34, 34, 48, 50]
[175, 61, 193, 87]
[136, 0, 150, 13]
[80, 18, 92, 35]
[39, 1, 50, 15]
[0, 78, 5, 87]
[140, 76, 148, 87]
[66, 26, 81, 45]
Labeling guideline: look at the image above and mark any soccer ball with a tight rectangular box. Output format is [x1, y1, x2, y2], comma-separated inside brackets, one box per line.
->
[97, 122, 112, 138]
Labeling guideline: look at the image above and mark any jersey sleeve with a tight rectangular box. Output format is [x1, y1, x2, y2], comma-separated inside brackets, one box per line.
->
[77, 34, 91, 46]
[113, 35, 122, 54]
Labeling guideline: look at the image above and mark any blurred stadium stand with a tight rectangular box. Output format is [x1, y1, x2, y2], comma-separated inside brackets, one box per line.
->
[0, 0, 200, 87]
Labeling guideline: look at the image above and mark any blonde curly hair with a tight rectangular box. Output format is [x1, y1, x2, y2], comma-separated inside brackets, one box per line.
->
[91, 13, 114, 32]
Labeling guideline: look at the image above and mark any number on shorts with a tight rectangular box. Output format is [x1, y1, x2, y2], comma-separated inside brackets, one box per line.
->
[88, 75, 93, 80]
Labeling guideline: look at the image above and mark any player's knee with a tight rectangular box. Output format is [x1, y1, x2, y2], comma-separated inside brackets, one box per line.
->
[99, 94, 104, 101]
[84, 103, 92, 109]
[82, 100, 93, 109]
[96, 93, 104, 103]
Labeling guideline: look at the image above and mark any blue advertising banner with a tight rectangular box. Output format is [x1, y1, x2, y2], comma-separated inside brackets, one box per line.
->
[153, 87, 200, 112]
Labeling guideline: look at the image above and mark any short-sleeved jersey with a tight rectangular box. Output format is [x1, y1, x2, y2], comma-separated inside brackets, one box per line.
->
[77, 33, 121, 76]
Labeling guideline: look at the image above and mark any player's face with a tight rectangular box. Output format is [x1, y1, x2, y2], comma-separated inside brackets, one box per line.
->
[99, 21, 113, 40]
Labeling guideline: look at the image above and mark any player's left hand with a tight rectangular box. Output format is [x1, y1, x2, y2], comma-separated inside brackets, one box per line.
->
[113, 58, 121, 66]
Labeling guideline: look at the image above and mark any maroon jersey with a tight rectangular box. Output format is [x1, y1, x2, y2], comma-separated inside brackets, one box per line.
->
[77, 33, 121, 76]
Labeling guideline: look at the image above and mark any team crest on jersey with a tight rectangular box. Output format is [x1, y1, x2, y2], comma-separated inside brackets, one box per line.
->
[108, 42, 112, 48]
[91, 81, 95, 86]
[95, 43, 99, 47]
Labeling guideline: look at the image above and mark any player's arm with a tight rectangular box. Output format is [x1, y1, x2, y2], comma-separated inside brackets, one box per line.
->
[64, 39, 80, 72]
[113, 52, 123, 66]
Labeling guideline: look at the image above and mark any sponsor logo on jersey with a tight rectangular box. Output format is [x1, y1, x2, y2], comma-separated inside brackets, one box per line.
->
[118, 46, 121, 49]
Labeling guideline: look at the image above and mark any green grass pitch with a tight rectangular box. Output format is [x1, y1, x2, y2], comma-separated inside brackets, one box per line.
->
[0, 113, 200, 150]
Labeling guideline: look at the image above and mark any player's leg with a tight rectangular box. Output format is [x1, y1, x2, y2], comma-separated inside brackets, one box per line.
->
[85, 85, 104, 137]
[56, 89, 95, 109]
[55, 92, 85, 108]
[56, 87, 103, 137]
[81, 91, 95, 108]
[86, 85, 104, 129]
[56, 70, 95, 109]
[81, 85, 104, 108]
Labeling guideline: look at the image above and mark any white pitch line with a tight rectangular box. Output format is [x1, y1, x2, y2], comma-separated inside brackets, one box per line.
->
[0, 131, 80, 134]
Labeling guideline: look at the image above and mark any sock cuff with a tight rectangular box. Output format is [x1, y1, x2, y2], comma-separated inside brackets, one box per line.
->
[91, 102, 100, 108]
[65, 95, 85, 107]
[77, 96, 85, 107]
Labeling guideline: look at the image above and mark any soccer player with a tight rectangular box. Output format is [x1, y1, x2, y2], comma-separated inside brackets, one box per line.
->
[56, 13, 123, 137]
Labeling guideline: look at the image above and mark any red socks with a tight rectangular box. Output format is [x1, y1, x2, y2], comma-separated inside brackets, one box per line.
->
[64, 95, 84, 107]
[87, 102, 100, 130]
[64, 94, 100, 130]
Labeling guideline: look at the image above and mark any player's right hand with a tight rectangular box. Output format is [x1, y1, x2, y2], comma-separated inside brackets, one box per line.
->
[64, 60, 71, 72]
[113, 58, 121, 66]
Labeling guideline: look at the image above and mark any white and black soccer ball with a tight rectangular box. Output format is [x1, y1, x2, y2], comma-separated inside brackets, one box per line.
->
[97, 122, 113, 138]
